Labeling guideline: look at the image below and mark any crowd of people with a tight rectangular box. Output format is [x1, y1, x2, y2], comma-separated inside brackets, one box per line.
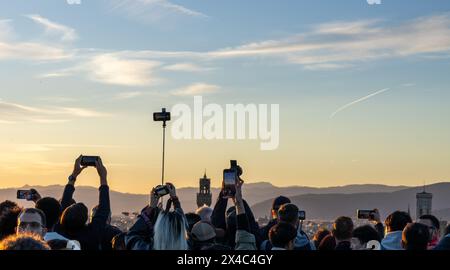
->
[1, 156, 449, 251]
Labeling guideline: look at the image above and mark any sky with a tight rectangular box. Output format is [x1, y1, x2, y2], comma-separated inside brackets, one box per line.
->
[0, 0, 450, 194]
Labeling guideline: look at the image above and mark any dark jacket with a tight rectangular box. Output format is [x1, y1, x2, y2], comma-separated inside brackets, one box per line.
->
[211, 193, 262, 248]
[335, 241, 352, 251]
[100, 224, 122, 250]
[259, 219, 277, 241]
[57, 184, 111, 250]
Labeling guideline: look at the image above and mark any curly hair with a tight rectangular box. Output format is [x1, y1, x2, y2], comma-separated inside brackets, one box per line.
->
[0, 233, 50, 250]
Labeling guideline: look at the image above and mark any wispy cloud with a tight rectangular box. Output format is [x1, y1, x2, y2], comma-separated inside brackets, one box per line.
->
[171, 83, 220, 96]
[83, 53, 162, 86]
[103, 14, 450, 71]
[0, 17, 73, 61]
[0, 99, 110, 123]
[26, 14, 78, 42]
[106, 0, 208, 22]
[206, 15, 450, 69]
[0, 41, 72, 61]
[5, 13, 450, 88]
[113, 91, 145, 99]
[163, 62, 213, 72]
[330, 88, 391, 118]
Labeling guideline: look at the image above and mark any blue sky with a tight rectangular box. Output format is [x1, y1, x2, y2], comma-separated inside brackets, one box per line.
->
[1, 0, 450, 192]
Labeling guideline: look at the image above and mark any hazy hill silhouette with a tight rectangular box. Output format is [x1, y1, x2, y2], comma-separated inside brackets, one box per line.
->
[251, 183, 450, 221]
[1, 182, 409, 217]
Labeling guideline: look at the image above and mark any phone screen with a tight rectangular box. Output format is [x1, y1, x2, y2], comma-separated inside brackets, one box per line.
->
[80, 156, 99, 166]
[299, 211, 306, 220]
[223, 171, 236, 186]
[17, 190, 31, 200]
[357, 210, 373, 219]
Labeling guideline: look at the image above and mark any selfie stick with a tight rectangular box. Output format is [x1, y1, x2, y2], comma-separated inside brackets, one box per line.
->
[161, 109, 167, 186]
[161, 124, 166, 186]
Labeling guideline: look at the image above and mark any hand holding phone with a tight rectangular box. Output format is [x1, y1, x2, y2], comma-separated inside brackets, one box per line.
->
[154, 185, 170, 197]
[17, 190, 33, 201]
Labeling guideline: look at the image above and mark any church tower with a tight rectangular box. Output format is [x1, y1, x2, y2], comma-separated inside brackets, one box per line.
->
[196, 171, 212, 207]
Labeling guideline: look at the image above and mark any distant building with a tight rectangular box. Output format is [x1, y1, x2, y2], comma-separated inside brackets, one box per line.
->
[196, 172, 212, 207]
[416, 187, 433, 219]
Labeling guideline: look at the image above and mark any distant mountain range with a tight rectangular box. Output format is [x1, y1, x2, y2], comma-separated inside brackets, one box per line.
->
[251, 183, 450, 221]
[1, 182, 449, 221]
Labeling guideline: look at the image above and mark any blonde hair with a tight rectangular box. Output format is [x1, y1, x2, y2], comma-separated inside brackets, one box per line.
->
[153, 210, 188, 250]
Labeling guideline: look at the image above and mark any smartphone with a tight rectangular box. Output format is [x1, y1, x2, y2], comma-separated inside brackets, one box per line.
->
[222, 169, 237, 198]
[357, 209, 375, 219]
[80, 156, 99, 167]
[153, 108, 171, 122]
[17, 190, 33, 201]
[298, 210, 306, 221]
[154, 185, 170, 197]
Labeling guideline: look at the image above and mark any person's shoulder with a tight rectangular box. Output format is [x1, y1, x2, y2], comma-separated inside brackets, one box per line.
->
[107, 224, 123, 234]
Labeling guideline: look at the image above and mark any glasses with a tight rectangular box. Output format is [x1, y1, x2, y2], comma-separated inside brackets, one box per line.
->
[18, 221, 43, 229]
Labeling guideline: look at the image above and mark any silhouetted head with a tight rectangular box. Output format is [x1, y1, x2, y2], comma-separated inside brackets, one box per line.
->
[385, 211, 412, 232]
[60, 203, 88, 234]
[332, 216, 354, 241]
[0, 206, 22, 241]
[418, 214, 441, 243]
[35, 197, 61, 231]
[277, 203, 299, 227]
[271, 196, 291, 219]
[318, 234, 336, 251]
[352, 225, 381, 250]
[0, 200, 18, 215]
[0, 233, 50, 250]
[269, 222, 297, 250]
[402, 222, 430, 250]
[312, 228, 331, 249]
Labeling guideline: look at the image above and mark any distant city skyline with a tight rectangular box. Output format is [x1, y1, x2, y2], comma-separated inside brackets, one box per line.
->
[1, 1, 450, 193]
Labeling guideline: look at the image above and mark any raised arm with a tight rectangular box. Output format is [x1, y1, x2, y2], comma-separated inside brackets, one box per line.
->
[233, 178, 256, 250]
[211, 190, 228, 230]
[90, 157, 110, 229]
[61, 155, 87, 211]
